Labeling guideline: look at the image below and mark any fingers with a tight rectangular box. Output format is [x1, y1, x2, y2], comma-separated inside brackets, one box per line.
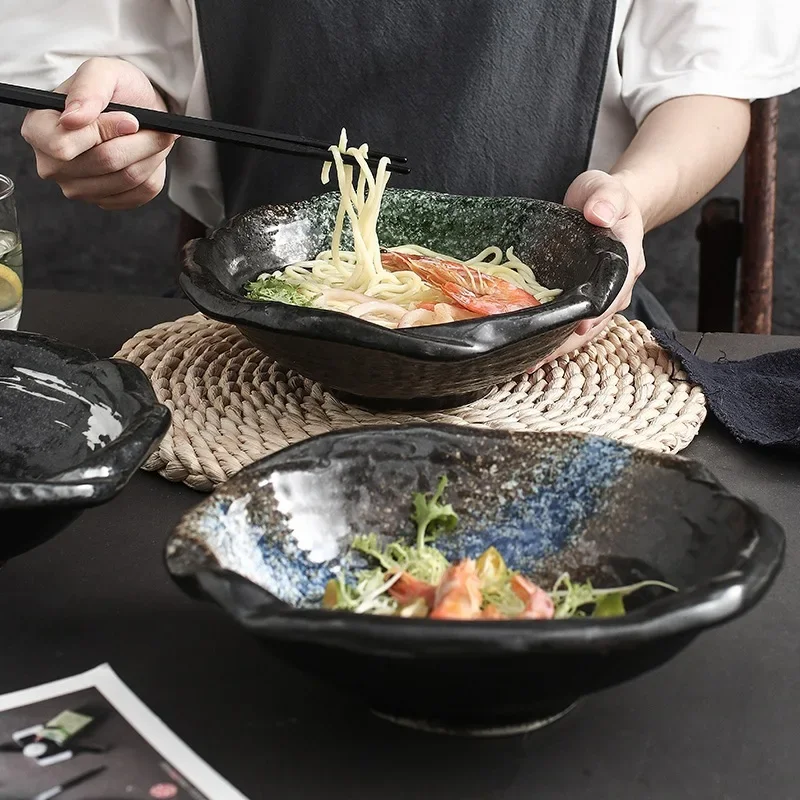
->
[575, 314, 612, 338]
[58, 149, 171, 204]
[531, 290, 642, 373]
[36, 129, 175, 180]
[536, 330, 588, 368]
[572, 251, 643, 338]
[570, 174, 645, 328]
[537, 169, 649, 372]
[96, 168, 167, 210]
[20, 57, 172, 211]
[24, 110, 140, 163]
[57, 57, 124, 131]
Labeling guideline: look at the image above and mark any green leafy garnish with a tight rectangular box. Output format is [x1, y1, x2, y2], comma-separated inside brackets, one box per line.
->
[352, 533, 398, 571]
[323, 567, 398, 615]
[323, 479, 459, 615]
[323, 476, 678, 620]
[352, 532, 450, 587]
[411, 475, 458, 550]
[244, 275, 316, 306]
[592, 592, 627, 618]
[549, 573, 678, 619]
[476, 547, 526, 616]
[549, 574, 600, 619]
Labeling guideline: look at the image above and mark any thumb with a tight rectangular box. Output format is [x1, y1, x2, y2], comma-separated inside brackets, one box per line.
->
[94, 111, 140, 141]
[58, 58, 122, 130]
[582, 181, 629, 229]
[564, 171, 629, 229]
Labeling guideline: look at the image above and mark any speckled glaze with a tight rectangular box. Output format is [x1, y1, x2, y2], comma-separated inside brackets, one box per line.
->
[166, 425, 784, 736]
[0, 331, 171, 562]
[181, 189, 628, 410]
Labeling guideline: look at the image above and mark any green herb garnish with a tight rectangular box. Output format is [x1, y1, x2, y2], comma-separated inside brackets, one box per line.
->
[549, 573, 677, 619]
[411, 475, 458, 549]
[244, 275, 316, 306]
[477, 547, 527, 616]
[323, 476, 678, 619]
[323, 567, 399, 615]
[351, 529, 451, 587]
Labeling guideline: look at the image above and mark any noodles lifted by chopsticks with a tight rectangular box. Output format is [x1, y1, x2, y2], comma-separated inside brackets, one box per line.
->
[246, 129, 561, 328]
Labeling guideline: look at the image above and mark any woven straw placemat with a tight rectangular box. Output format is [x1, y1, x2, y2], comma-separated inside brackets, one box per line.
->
[116, 314, 706, 491]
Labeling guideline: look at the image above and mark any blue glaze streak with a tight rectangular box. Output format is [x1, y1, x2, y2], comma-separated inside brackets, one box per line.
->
[436, 438, 631, 574]
[250, 437, 630, 606]
[257, 535, 335, 607]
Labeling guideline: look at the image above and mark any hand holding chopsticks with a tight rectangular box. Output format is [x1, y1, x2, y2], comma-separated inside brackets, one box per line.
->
[0, 82, 410, 174]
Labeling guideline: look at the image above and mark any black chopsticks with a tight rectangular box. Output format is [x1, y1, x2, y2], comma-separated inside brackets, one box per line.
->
[0, 82, 410, 174]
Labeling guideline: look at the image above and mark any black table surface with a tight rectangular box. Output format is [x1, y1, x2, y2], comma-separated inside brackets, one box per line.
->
[4, 290, 800, 800]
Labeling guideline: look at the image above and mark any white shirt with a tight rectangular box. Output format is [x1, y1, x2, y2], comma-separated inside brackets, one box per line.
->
[3, 0, 800, 228]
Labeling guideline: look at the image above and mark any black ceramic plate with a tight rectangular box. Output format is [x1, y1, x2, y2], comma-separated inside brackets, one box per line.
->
[0, 331, 171, 561]
[181, 189, 628, 410]
[166, 425, 784, 736]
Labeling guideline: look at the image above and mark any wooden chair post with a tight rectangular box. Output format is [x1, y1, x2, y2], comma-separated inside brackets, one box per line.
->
[697, 97, 779, 334]
[696, 198, 741, 333]
[739, 98, 780, 334]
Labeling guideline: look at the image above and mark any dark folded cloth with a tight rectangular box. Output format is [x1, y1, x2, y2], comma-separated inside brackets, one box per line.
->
[653, 330, 800, 451]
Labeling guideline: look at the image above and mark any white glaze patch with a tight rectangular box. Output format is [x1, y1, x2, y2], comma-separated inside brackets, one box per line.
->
[0, 376, 67, 404]
[0, 367, 123, 450]
[270, 468, 350, 562]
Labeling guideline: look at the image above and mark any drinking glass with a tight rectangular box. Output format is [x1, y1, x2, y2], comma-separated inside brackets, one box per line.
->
[0, 174, 23, 331]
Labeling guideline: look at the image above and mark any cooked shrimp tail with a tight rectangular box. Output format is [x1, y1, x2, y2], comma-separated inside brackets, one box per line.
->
[429, 559, 483, 620]
[387, 571, 437, 608]
[511, 574, 555, 620]
[381, 250, 540, 316]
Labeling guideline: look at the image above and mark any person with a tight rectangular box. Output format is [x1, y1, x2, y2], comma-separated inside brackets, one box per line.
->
[3, 1, 799, 359]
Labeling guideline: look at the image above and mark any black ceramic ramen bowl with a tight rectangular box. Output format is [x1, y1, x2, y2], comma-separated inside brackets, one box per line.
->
[165, 425, 784, 737]
[0, 331, 171, 563]
[180, 189, 628, 411]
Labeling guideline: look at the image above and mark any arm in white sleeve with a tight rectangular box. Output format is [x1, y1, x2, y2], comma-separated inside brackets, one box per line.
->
[0, 0, 195, 113]
[621, 0, 800, 126]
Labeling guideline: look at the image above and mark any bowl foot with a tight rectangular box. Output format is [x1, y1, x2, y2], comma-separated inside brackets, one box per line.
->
[371, 701, 579, 738]
[330, 387, 492, 412]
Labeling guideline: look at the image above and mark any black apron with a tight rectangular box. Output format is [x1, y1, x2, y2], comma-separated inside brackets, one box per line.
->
[194, 0, 673, 328]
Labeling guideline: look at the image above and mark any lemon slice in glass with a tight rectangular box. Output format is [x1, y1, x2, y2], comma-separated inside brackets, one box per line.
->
[0, 264, 22, 312]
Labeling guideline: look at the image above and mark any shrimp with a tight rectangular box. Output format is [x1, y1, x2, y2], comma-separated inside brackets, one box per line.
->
[398, 597, 430, 618]
[381, 250, 540, 316]
[398, 302, 480, 328]
[387, 571, 436, 608]
[430, 302, 481, 323]
[511, 574, 555, 620]
[429, 559, 484, 620]
[480, 604, 507, 620]
[397, 308, 438, 328]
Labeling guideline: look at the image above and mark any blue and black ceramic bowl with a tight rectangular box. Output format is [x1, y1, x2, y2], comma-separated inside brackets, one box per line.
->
[0, 331, 170, 562]
[165, 424, 784, 736]
[180, 189, 628, 411]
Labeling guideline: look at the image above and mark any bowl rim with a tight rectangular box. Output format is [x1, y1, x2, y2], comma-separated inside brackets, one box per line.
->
[179, 189, 629, 360]
[165, 424, 786, 657]
[0, 330, 171, 509]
